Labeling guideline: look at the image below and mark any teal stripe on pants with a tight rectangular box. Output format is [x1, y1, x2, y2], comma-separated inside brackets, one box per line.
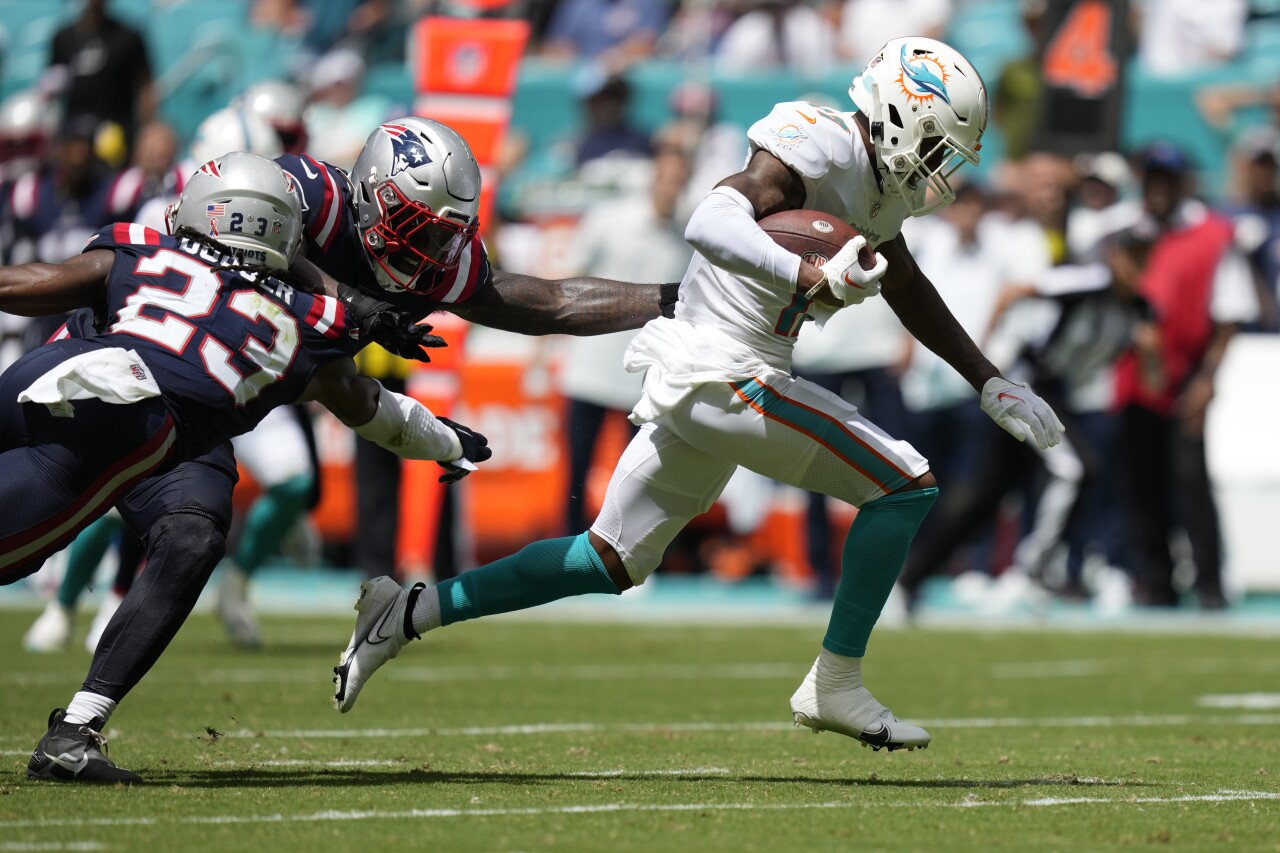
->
[730, 379, 908, 491]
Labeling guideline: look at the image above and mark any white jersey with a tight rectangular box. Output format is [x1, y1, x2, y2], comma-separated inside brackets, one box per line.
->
[664, 101, 913, 375]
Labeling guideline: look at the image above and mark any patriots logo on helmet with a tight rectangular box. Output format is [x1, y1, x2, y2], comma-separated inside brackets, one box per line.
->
[382, 124, 431, 177]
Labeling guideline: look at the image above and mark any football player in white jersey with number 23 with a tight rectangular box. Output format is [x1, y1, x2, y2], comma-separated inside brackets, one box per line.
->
[334, 37, 1065, 753]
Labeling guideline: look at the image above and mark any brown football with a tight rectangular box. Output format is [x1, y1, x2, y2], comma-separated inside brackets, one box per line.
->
[757, 210, 873, 270]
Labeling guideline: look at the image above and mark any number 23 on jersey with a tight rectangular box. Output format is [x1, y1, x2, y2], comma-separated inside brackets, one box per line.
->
[109, 248, 299, 405]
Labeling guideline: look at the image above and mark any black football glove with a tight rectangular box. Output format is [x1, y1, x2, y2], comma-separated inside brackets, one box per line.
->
[337, 284, 447, 362]
[437, 416, 493, 483]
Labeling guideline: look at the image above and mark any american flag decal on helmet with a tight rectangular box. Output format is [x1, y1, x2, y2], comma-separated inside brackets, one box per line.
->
[381, 123, 431, 177]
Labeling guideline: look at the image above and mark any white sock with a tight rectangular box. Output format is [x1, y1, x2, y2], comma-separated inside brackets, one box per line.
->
[63, 691, 117, 727]
[814, 648, 864, 692]
[411, 585, 442, 635]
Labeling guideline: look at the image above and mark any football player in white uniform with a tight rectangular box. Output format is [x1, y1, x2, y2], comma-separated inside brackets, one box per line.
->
[334, 37, 1064, 752]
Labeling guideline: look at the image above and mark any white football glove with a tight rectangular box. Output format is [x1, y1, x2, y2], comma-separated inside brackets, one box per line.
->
[803, 235, 889, 306]
[979, 377, 1066, 450]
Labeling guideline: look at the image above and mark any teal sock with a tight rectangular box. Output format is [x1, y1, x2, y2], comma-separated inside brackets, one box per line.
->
[438, 532, 620, 627]
[235, 475, 312, 575]
[823, 487, 938, 657]
[57, 515, 123, 609]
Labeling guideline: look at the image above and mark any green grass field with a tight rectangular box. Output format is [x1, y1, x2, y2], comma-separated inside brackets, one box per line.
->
[1, 609, 1278, 852]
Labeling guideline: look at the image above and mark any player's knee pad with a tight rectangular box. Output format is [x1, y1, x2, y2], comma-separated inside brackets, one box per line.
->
[151, 512, 227, 574]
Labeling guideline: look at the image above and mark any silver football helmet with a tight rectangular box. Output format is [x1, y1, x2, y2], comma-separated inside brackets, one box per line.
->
[167, 152, 302, 271]
[188, 106, 283, 166]
[351, 116, 482, 293]
[236, 80, 308, 154]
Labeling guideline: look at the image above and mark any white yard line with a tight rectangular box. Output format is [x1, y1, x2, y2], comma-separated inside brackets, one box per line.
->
[0, 844, 106, 851]
[229, 712, 1280, 740]
[1197, 693, 1280, 709]
[1, 791, 1276, 830]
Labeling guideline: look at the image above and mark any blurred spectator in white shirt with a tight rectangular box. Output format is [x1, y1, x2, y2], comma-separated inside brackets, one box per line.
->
[655, 82, 748, 221]
[1067, 151, 1137, 264]
[839, 0, 951, 64]
[1138, 0, 1247, 77]
[714, 0, 841, 78]
[556, 146, 693, 533]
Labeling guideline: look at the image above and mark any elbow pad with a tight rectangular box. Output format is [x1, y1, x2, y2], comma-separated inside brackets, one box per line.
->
[351, 384, 463, 461]
[685, 187, 802, 290]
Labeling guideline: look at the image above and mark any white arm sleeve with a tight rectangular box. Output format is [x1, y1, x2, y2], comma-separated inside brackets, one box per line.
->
[1032, 263, 1111, 297]
[684, 186, 802, 290]
[1210, 247, 1259, 325]
[351, 384, 463, 461]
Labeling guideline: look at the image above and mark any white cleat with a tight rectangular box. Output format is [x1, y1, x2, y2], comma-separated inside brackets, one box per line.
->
[217, 564, 261, 649]
[24, 601, 73, 654]
[332, 577, 424, 713]
[84, 590, 124, 654]
[789, 665, 931, 752]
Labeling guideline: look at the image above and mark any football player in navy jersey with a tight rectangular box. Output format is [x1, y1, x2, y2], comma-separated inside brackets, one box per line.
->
[279, 115, 677, 333]
[4, 114, 676, 784]
[3, 153, 490, 783]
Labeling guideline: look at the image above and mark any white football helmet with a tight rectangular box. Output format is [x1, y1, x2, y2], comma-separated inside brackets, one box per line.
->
[189, 107, 283, 166]
[0, 89, 57, 178]
[236, 80, 308, 154]
[167, 152, 302, 271]
[351, 116, 482, 293]
[850, 37, 988, 216]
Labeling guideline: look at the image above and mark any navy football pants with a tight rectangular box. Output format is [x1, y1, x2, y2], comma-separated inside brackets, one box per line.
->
[0, 340, 176, 586]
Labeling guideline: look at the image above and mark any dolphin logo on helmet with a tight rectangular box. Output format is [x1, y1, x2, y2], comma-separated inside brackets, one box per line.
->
[898, 45, 951, 105]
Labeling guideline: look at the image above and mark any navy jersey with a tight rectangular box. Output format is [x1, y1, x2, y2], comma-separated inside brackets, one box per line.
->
[77, 223, 361, 454]
[275, 153, 490, 315]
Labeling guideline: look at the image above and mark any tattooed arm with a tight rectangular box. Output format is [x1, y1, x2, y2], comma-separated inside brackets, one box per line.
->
[449, 268, 678, 336]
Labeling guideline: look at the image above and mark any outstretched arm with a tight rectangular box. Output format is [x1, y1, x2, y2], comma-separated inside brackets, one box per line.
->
[879, 235, 1064, 448]
[449, 268, 677, 336]
[303, 357, 491, 478]
[0, 251, 113, 316]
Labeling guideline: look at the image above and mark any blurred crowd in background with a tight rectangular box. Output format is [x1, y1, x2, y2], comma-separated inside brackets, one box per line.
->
[4, 0, 1280, 626]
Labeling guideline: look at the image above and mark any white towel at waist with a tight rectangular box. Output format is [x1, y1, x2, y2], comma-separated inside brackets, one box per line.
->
[623, 317, 789, 424]
[17, 347, 162, 418]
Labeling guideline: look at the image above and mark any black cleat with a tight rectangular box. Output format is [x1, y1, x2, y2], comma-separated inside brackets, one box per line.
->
[27, 708, 142, 784]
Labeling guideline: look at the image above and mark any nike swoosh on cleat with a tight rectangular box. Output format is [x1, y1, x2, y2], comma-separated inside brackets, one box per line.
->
[49, 750, 89, 775]
[366, 609, 400, 647]
[858, 723, 895, 750]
